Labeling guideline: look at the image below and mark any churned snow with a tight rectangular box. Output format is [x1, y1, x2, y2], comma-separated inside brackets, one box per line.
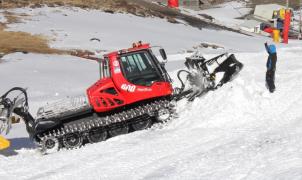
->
[0, 5, 302, 180]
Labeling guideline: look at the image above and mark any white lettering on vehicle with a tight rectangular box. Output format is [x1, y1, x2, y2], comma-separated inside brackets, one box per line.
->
[137, 88, 152, 92]
[121, 84, 136, 92]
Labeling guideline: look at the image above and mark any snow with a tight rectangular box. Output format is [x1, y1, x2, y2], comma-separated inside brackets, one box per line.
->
[3, 6, 269, 53]
[1, 4, 302, 180]
[0, 53, 98, 113]
[182, 1, 252, 27]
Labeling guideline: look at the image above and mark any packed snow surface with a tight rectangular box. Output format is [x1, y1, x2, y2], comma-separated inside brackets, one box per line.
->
[184, 1, 252, 27]
[1, 47, 302, 180]
[0, 5, 302, 180]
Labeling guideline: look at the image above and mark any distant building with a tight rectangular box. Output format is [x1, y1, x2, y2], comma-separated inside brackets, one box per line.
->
[239, 4, 295, 36]
[239, 19, 271, 36]
[240, 20, 261, 33]
[253, 4, 288, 22]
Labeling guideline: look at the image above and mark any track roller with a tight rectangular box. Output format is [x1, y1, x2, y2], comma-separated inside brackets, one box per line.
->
[63, 133, 83, 149]
[40, 136, 59, 154]
[109, 124, 129, 137]
[131, 118, 152, 131]
[87, 128, 107, 143]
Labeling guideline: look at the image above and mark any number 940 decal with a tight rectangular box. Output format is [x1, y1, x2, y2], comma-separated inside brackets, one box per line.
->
[121, 84, 136, 92]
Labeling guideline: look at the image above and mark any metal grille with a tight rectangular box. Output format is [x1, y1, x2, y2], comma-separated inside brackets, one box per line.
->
[37, 95, 91, 119]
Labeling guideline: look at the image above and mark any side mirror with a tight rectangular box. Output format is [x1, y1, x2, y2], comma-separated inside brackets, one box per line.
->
[159, 48, 167, 61]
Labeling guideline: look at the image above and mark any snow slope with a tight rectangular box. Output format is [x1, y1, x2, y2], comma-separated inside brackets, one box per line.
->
[3, 6, 268, 53]
[0, 53, 98, 112]
[183, 1, 252, 27]
[1, 5, 302, 180]
[1, 47, 302, 180]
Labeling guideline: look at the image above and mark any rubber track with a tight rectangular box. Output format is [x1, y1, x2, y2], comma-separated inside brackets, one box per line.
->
[38, 99, 174, 151]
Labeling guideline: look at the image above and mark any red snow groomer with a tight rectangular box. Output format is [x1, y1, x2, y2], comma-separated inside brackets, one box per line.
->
[0, 42, 243, 153]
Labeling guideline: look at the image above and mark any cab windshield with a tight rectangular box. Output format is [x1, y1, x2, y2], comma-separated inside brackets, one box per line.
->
[120, 51, 162, 86]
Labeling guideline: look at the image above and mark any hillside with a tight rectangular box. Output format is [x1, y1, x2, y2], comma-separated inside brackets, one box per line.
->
[0, 0, 248, 55]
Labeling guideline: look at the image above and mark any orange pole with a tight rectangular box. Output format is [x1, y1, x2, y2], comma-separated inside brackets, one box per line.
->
[168, 0, 179, 8]
[283, 10, 291, 44]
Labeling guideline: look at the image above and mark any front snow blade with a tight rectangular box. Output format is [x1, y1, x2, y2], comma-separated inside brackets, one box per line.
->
[174, 53, 243, 101]
[0, 135, 10, 150]
[213, 54, 243, 87]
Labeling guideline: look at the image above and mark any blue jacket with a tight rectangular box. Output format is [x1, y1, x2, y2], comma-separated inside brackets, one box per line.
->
[265, 43, 277, 71]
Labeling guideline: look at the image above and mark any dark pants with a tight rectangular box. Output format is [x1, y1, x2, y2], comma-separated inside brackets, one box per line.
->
[265, 52, 277, 93]
[266, 70, 275, 92]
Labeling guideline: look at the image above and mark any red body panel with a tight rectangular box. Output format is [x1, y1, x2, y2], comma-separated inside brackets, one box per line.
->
[87, 44, 173, 113]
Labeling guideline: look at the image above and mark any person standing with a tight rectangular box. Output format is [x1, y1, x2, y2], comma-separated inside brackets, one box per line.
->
[264, 42, 277, 93]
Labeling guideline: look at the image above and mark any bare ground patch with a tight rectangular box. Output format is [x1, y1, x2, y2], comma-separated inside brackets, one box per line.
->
[0, 11, 68, 55]
[0, 0, 175, 19]
[0, 30, 66, 55]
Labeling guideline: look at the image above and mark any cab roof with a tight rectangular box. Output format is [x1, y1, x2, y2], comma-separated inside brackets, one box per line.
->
[105, 43, 150, 58]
